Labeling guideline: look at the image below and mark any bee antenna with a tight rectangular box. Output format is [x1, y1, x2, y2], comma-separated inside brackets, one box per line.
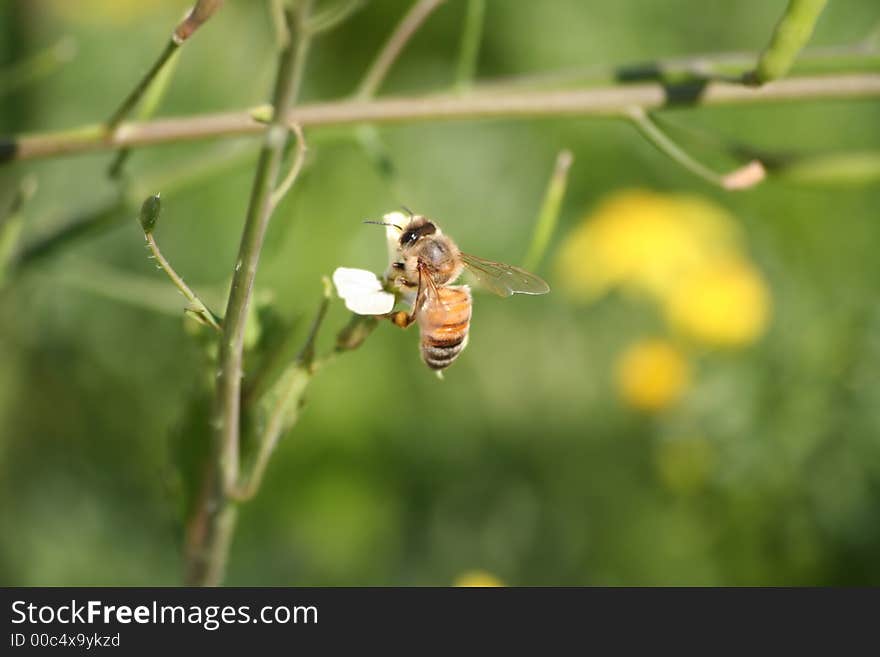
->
[363, 220, 403, 230]
[400, 205, 414, 217]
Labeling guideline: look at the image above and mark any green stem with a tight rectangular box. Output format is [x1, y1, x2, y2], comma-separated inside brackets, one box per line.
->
[109, 46, 181, 178]
[747, 0, 828, 85]
[6, 72, 880, 164]
[269, 123, 308, 211]
[106, 1, 223, 131]
[187, 1, 313, 587]
[217, 6, 309, 476]
[355, 0, 446, 99]
[231, 279, 331, 502]
[268, 0, 290, 48]
[626, 107, 765, 190]
[144, 232, 222, 331]
[470, 38, 880, 91]
[769, 150, 880, 186]
[627, 107, 723, 185]
[305, 0, 365, 35]
[523, 150, 572, 272]
[214, 4, 309, 495]
[454, 0, 486, 92]
[106, 41, 180, 131]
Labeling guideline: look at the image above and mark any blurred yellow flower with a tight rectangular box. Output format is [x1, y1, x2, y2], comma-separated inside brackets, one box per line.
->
[453, 570, 504, 587]
[654, 436, 715, 494]
[557, 188, 772, 349]
[615, 339, 690, 411]
[556, 189, 741, 301]
[665, 257, 770, 347]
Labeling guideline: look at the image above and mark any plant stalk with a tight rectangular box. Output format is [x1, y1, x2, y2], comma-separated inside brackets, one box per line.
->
[6, 73, 880, 164]
[355, 0, 446, 99]
[185, 2, 311, 587]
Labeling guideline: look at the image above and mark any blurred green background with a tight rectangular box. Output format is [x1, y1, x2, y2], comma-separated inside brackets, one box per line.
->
[1, 0, 879, 586]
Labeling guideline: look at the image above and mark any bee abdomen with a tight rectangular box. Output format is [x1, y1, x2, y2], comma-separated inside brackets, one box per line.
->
[421, 330, 469, 370]
[417, 285, 472, 371]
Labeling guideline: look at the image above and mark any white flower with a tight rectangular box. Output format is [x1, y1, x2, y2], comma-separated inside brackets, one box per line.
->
[382, 211, 407, 260]
[332, 267, 395, 315]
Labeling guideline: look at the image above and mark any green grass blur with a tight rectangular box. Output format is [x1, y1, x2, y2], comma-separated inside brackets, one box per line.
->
[1, 0, 879, 586]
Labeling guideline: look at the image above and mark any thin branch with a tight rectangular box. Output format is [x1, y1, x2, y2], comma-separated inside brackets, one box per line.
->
[268, 0, 291, 49]
[144, 235, 221, 330]
[109, 45, 182, 179]
[766, 150, 880, 186]
[214, 2, 310, 497]
[304, 0, 366, 35]
[745, 0, 828, 86]
[105, 1, 223, 131]
[230, 279, 331, 502]
[355, 0, 446, 99]
[483, 51, 879, 94]
[523, 150, 573, 272]
[186, 1, 313, 587]
[139, 194, 222, 331]
[269, 123, 308, 211]
[6, 72, 880, 164]
[106, 42, 179, 132]
[215, 2, 309, 485]
[646, 112, 877, 187]
[454, 0, 486, 92]
[626, 107, 765, 190]
[472, 31, 880, 92]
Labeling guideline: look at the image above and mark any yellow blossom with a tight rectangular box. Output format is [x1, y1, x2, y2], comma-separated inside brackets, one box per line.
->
[615, 339, 690, 411]
[454, 570, 504, 587]
[664, 257, 770, 347]
[557, 189, 741, 301]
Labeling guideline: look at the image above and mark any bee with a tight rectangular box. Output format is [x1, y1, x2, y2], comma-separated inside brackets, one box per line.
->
[375, 214, 550, 372]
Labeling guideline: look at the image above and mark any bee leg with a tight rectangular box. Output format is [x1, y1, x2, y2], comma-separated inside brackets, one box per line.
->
[388, 263, 425, 329]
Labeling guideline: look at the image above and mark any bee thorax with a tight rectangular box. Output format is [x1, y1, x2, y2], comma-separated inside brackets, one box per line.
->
[421, 240, 447, 265]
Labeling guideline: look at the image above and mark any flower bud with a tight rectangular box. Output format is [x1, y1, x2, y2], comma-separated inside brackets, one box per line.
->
[139, 193, 161, 234]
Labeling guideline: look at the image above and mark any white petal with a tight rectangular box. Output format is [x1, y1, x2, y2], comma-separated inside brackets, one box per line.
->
[345, 291, 395, 315]
[383, 211, 406, 260]
[332, 267, 395, 315]
[333, 267, 382, 293]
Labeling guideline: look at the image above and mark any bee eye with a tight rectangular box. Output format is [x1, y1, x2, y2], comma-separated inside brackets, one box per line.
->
[401, 231, 417, 245]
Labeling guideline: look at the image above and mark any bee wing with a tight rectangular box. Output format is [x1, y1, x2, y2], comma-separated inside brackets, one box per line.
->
[413, 259, 443, 315]
[460, 252, 550, 297]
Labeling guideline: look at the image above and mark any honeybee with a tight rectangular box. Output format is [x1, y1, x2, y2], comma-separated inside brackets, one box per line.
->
[376, 214, 550, 371]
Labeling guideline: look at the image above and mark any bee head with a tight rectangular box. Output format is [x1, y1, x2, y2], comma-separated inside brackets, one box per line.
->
[399, 217, 437, 247]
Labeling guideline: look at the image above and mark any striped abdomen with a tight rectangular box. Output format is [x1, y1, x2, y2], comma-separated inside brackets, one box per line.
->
[418, 285, 472, 371]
